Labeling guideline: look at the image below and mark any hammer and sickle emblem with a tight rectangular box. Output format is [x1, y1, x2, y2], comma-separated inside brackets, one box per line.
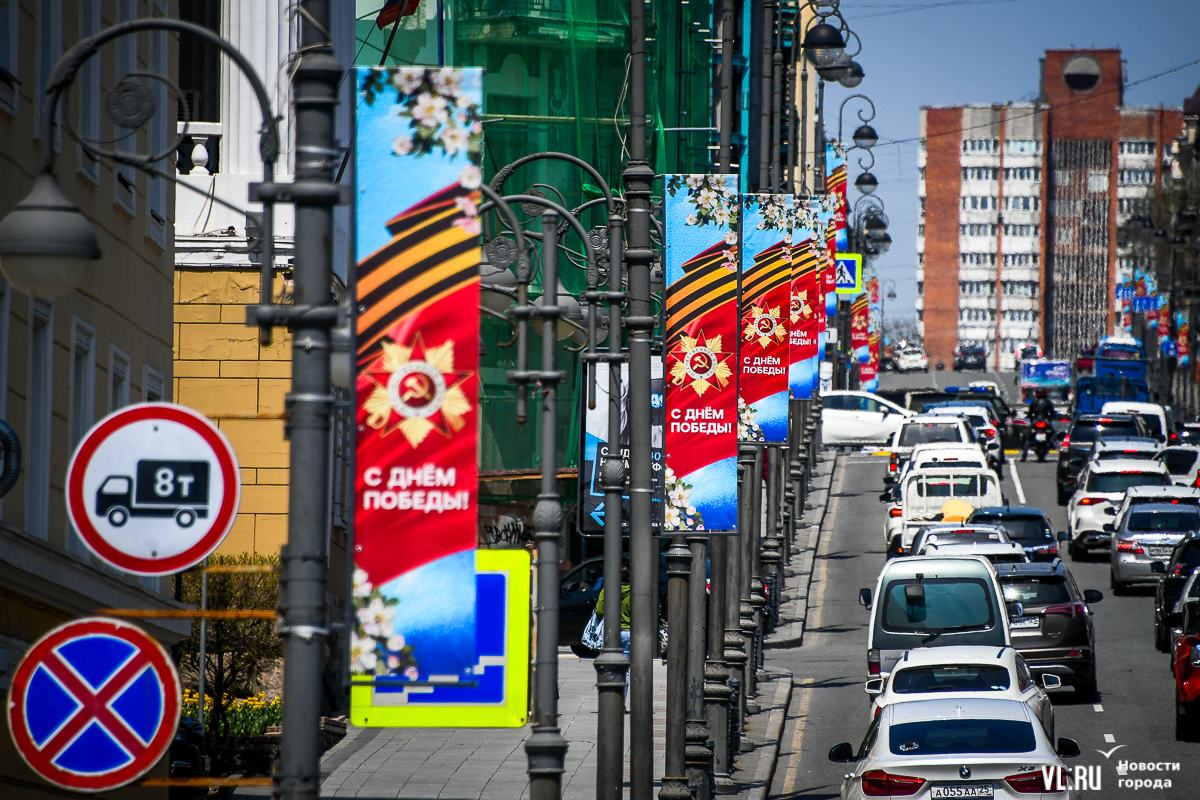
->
[691, 353, 710, 372]
[400, 373, 433, 404]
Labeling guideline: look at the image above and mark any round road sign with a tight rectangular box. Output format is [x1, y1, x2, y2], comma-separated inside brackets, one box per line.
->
[6, 617, 182, 792]
[66, 403, 241, 575]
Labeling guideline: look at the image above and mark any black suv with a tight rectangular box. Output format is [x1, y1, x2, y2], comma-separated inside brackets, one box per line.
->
[997, 560, 1103, 701]
[969, 506, 1060, 562]
[1055, 414, 1147, 505]
[1154, 535, 1200, 651]
[954, 345, 988, 372]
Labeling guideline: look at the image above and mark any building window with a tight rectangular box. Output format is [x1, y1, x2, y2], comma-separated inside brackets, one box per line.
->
[143, 365, 165, 403]
[69, 320, 96, 556]
[1006, 139, 1041, 155]
[110, 346, 130, 411]
[1118, 169, 1153, 186]
[1119, 140, 1154, 155]
[26, 300, 53, 540]
[962, 139, 999, 153]
[1118, 197, 1149, 216]
[35, 0, 63, 147]
[77, 0, 101, 182]
[115, 0, 137, 215]
[0, 0, 18, 116]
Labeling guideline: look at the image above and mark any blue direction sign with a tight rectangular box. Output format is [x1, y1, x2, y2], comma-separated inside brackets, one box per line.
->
[834, 253, 863, 295]
[6, 618, 181, 792]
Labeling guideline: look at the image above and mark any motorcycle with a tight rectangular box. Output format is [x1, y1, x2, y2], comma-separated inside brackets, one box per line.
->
[1031, 419, 1051, 462]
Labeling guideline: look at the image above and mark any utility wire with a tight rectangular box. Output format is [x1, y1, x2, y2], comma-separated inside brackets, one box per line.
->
[851, 0, 1033, 20]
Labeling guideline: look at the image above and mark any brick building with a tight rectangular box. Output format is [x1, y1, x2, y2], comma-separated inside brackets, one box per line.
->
[916, 49, 1183, 370]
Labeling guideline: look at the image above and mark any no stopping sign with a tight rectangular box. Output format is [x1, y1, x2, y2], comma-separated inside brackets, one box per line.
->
[66, 403, 241, 575]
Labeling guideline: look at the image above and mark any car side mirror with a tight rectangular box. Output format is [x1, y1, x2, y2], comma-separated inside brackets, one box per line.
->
[1070, 458, 1083, 467]
[879, 492, 892, 503]
[1103, 506, 1116, 516]
[1042, 674, 1062, 689]
[1057, 531, 1070, 543]
[1102, 523, 1114, 533]
[864, 678, 884, 696]
[1150, 561, 1166, 574]
[883, 474, 894, 487]
[1007, 601, 1024, 619]
[881, 407, 890, 417]
[828, 742, 857, 763]
[1083, 589, 1103, 604]
[1056, 738, 1081, 758]
[859, 588, 873, 609]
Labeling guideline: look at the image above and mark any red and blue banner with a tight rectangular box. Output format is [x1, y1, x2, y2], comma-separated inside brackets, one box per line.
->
[826, 141, 848, 253]
[789, 198, 821, 400]
[1177, 311, 1190, 368]
[353, 67, 483, 688]
[663, 175, 740, 533]
[819, 194, 837, 329]
[739, 195, 793, 443]
[862, 273, 880, 392]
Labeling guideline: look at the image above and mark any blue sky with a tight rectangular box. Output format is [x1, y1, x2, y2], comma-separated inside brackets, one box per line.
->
[833, 0, 1200, 323]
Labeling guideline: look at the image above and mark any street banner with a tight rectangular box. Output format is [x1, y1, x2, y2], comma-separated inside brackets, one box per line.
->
[818, 194, 837, 333]
[662, 175, 740, 533]
[1177, 310, 1190, 368]
[350, 549, 531, 728]
[1159, 294, 1172, 351]
[825, 141, 848, 252]
[862, 274, 880, 392]
[578, 361, 665, 536]
[739, 194, 793, 444]
[851, 292, 869, 363]
[789, 198, 821, 399]
[352, 67, 484, 693]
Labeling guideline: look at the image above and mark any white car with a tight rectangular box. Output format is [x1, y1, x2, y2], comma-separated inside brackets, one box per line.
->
[822, 391, 912, 447]
[909, 524, 1011, 557]
[1100, 401, 1170, 444]
[925, 405, 1003, 468]
[888, 416, 973, 469]
[1067, 458, 1170, 558]
[828, 698, 1081, 799]
[920, 541, 1030, 566]
[866, 646, 1057, 739]
[1085, 437, 1160, 466]
[888, 466, 1004, 554]
[1157, 445, 1200, 487]
[897, 348, 930, 373]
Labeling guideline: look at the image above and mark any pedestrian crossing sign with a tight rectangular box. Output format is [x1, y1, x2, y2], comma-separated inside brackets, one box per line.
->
[835, 253, 863, 295]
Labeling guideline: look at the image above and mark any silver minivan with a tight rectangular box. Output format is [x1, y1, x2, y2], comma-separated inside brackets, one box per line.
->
[859, 555, 1014, 678]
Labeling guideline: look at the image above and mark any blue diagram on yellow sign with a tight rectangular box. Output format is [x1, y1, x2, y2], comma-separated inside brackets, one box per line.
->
[834, 253, 863, 295]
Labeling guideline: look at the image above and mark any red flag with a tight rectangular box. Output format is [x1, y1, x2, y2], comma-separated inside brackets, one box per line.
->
[376, 0, 421, 29]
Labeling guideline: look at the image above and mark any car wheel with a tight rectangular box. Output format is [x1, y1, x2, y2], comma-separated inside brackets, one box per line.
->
[1155, 620, 1170, 653]
[1068, 540, 1083, 561]
[887, 535, 904, 559]
[1056, 486, 1070, 506]
[1110, 571, 1124, 595]
[1176, 699, 1200, 742]
[570, 644, 598, 659]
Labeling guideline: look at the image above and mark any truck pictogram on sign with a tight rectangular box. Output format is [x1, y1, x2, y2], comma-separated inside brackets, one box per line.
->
[96, 459, 210, 528]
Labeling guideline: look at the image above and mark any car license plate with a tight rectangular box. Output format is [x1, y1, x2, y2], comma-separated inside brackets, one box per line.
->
[1010, 616, 1040, 630]
[1034, 433, 1047, 441]
[931, 784, 993, 799]
[1149, 547, 1174, 559]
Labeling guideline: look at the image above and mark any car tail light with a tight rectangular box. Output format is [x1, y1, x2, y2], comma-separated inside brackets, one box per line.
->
[1173, 562, 1187, 576]
[889, 508, 902, 517]
[1116, 541, 1145, 554]
[868, 649, 880, 675]
[1006, 770, 1065, 793]
[986, 428, 996, 437]
[1194, 473, 1200, 488]
[861, 770, 925, 797]
[1034, 420, 1048, 429]
[1078, 497, 1105, 505]
[873, 704, 882, 718]
[1044, 602, 1088, 618]
[1062, 434, 1070, 448]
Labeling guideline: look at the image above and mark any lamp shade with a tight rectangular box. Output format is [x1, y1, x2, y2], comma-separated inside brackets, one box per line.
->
[855, 171, 879, 195]
[572, 301, 609, 347]
[0, 174, 100, 297]
[816, 52, 851, 83]
[839, 61, 865, 89]
[852, 123, 878, 150]
[876, 232, 893, 253]
[803, 22, 845, 68]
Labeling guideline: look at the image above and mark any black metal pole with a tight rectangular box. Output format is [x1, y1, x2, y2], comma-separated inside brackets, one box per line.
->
[659, 537, 692, 800]
[685, 535, 712, 799]
[705, 532, 734, 794]
[758, 0, 775, 191]
[799, 63, 809, 194]
[770, 7, 783, 194]
[526, 211, 569, 800]
[276, 2, 338, 798]
[718, 0, 735, 173]
[623, 0, 657, 796]
[742, 447, 762, 718]
[728, 449, 752, 731]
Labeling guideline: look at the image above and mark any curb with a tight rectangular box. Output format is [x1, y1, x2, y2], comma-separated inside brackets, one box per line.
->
[764, 452, 837, 650]
[745, 672, 794, 800]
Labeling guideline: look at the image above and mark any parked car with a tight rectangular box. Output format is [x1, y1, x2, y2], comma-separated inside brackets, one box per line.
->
[896, 347, 929, 373]
[1055, 413, 1148, 505]
[821, 391, 912, 447]
[997, 559, 1103, 701]
[1157, 445, 1200, 487]
[1154, 535, 1200, 652]
[1172, 601, 1200, 741]
[1108, 490, 1200, 593]
[953, 344, 988, 372]
[969, 506, 1061, 562]
[859, 555, 1012, 679]
[1100, 400, 1172, 444]
[827, 698, 1082, 799]
[865, 646, 1056, 739]
[559, 555, 669, 656]
[1066, 458, 1170, 558]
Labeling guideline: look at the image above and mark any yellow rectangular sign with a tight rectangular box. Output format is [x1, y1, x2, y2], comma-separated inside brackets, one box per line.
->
[350, 549, 531, 728]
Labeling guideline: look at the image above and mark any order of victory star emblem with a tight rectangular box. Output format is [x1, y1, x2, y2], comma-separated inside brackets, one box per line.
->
[790, 290, 812, 324]
[363, 333, 472, 448]
[669, 331, 732, 398]
[742, 304, 786, 348]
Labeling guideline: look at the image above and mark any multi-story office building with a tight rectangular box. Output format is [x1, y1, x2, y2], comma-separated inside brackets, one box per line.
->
[917, 49, 1183, 370]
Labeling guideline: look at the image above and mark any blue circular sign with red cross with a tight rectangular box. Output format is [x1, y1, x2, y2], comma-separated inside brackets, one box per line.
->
[6, 618, 181, 792]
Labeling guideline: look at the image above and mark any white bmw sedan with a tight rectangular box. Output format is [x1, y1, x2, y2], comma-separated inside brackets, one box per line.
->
[828, 697, 1081, 799]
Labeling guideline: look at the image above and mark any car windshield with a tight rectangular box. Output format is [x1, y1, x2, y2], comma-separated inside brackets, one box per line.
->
[1096, 451, 1155, 461]
[1002, 576, 1072, 606]
[914, 475, 991, 497]
[1098, 344, 1141, 359]
[918, 460, 985, 469]
[969, 516, 1051, 543]
[889, 719, 1036, 756]
[1127, 510, 1200, 532]
[989, 554, 1028, 564]
[900, 423, 963, 446]
[881, 578, 995, 634]
[1085, 472, 1168, 493]
[890, 665, 1011, 694]
[1138, 414, 1163, 437]
[1162, 450, 1199, 475]
[1071, 421, 1140, 443]
[1181, 543, 1200, 571]
[921, 532, 1005, 547]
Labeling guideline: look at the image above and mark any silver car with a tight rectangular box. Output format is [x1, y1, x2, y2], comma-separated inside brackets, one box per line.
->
[1109, 497, 1200, 593]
